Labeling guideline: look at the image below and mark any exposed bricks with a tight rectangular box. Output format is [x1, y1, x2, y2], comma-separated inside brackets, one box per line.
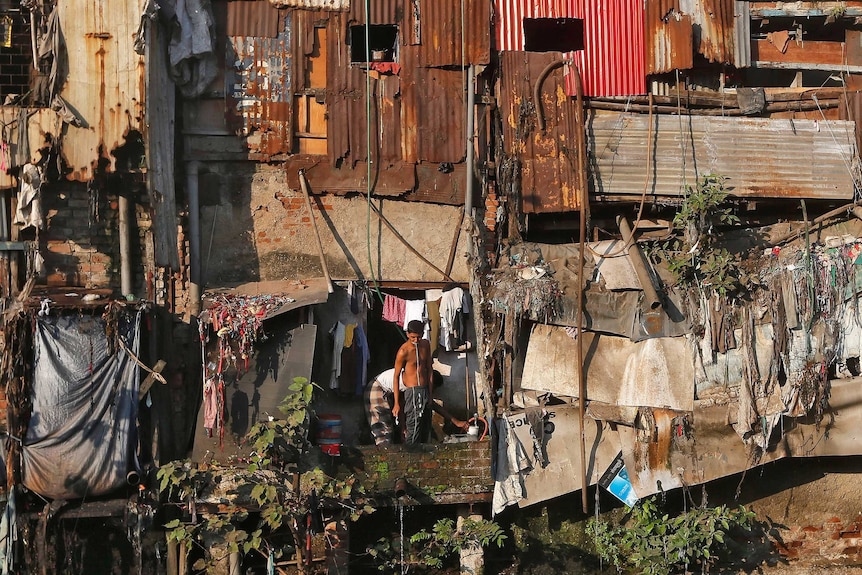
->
[775, 518, 862, 565]
[348, 441, 493, 507]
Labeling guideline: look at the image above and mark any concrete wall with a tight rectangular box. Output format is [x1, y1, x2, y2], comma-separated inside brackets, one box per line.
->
[193, 163, 471, 286]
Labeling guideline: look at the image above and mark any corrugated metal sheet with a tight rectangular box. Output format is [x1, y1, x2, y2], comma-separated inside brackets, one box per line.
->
[227, 0, 282, 37]
[588, 111, 858, 200]
[495, 0, 646, 97]
[226, 16, 293, 160]
[412, 0, 490, 66]
[402, 46, 465, 163]
[840, 91, 862, 160]
[495, 0, 570, 52]
[270, 0, 349, 9]
[348, 0, 398, 24]
[678, 0, 737, 65]
[57, 0, 146, 181]
[499, 52, 582, 213]
[645, 0, 694, 74]
[566, 0, 646, 97]
[733, 0, 750, 68]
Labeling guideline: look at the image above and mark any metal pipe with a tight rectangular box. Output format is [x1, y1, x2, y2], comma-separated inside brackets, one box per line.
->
[572, 63, 589, 515]
[617, 215, 663, 310]
[298, 170, 334, 293]
[534, 60, 565, 132]
[186, 161, 201, 316]
[465, 64, 476, 216]
[394, 478, 408, 498]
[119, 193, 133, 297]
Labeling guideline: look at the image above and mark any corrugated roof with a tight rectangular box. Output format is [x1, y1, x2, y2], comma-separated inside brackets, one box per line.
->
[679, 0, 738, 65]
[499, 51, 582, 213]
[588, 111, 858, 200]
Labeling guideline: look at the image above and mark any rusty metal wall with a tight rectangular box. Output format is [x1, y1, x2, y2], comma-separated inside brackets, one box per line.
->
[412, 0, 491, 67]
[226, 0, 282, 37]
[679, 0, 737, 65]
[348, 0, 398, 24]
[226, 13, 294, 160]
[588, 111, 858, 200]
[499, 52, 582, 213]
[645, 0, 694, 74]
[402, 45, 465, 164]
[57, 0, 146, 181]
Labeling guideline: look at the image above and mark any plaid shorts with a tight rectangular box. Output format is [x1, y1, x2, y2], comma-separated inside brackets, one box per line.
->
[364, 379, 394, 445]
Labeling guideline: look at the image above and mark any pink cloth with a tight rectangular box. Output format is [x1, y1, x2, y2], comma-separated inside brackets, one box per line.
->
[203, 377, 218, 436]
[382, 294, 406, 326]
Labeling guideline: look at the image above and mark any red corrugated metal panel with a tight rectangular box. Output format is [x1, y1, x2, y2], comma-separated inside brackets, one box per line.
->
[349, 0, 398, 24]
[226, 29, 294, 159]
[499, 52, 582, 213]
[645, 0, 694, 74]
[565, 0, 646, 97]
[495, 0, 645, 97]
[413, 0, 491, 66]
[495, 0, 570, 52]
[226, 0, 281, 37]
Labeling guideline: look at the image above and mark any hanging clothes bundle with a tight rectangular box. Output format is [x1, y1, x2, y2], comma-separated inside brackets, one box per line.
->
[439, 285, 472, 352]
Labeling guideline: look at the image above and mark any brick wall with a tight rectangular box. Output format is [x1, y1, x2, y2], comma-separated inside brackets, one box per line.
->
[0, 13, 32, 102]
[350, 441, 493, 507]
[42, 175, 152, 293]
[772, 517, 862, 565]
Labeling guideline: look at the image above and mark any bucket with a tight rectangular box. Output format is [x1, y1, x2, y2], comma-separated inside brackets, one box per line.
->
[317, 414, 342, 456]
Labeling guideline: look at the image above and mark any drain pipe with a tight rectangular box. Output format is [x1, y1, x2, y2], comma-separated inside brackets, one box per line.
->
[186, 161, 202, 316]
[465, 64, 476, 216]
[119, 192, 133, 298]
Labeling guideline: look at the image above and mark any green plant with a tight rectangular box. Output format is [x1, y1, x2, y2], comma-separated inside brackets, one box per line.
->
[651, 173, 753, 299]
[587, 496, 755, 575]
[368, 517, 507, 573]
[157, 378, 375, 573]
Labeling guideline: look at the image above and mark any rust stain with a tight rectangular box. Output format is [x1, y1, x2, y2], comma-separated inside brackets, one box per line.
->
[646, 1, 694, 74]
[499, 52, 582, 213]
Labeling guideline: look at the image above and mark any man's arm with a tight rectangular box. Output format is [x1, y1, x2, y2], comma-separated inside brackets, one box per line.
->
[431, 401, 469, 432]
[392, 347, 406, 419]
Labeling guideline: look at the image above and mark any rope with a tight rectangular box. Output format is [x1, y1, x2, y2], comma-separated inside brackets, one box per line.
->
[118, 336, 167, 385]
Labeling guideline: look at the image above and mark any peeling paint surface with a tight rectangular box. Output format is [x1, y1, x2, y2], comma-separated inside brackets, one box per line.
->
[58, 0, 146, 181]
[227, 16, 293, 160]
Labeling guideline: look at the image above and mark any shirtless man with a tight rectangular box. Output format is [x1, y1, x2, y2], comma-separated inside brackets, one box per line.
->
[392, 319, 433, 445]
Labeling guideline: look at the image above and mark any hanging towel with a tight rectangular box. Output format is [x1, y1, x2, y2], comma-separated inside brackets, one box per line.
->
[403, 299, 426, 331]
[329, 321, 345, 389]
[382, 294, 407, 326]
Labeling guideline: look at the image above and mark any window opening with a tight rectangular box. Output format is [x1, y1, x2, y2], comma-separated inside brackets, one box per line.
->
[349, 24, 398, 63]
[523, 18, 584, 53]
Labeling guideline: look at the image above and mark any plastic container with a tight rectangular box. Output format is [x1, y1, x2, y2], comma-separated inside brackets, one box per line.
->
[317, 414, 342, 456]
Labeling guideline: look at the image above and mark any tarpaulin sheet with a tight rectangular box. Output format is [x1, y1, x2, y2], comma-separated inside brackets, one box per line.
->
[22, 313, 141, 499]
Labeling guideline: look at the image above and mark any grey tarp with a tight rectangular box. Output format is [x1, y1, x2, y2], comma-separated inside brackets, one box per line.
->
[22, 312, 141, 499]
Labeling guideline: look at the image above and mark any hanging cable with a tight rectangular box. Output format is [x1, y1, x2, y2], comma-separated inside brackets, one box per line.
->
[363, 0, 385, 307]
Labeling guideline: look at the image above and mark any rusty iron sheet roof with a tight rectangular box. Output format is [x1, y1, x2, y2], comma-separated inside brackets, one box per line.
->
[588, 111, 858, 200]
[226, 28, 294, 160]
[840, 90, 862, 158]
[410, 0, 491, 67]
[499, 52, 583, 213]
[284, 155, 415, 196]
[646, 0, 694, 74]
[57, 0, 146, 181]
[494, 0, 570, 51]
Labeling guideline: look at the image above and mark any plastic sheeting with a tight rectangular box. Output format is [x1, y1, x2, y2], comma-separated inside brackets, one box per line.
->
[22, 312, 141, 499]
